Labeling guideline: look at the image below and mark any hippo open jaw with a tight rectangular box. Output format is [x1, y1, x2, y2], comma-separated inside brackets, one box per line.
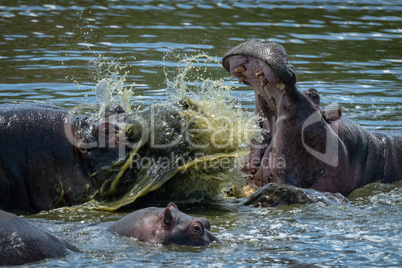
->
[222, 40, 297, 138]
[222, 40, 402, 196]
[223, 55, 283, 126]
[222, 40, 298, 186]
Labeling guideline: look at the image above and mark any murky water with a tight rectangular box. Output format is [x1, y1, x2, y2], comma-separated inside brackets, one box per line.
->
[1, 0, 401, 267]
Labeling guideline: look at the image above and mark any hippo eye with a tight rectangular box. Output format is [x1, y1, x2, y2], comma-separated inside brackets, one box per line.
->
[103, 128, 110, 137]
[306, 88, 320, 104]
[192, 223, 203, 234]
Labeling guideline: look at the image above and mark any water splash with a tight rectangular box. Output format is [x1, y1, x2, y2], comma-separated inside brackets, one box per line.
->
[90, 54, 137, 114]
[164, 53, 262, 148]
[83, 53, 262, 210]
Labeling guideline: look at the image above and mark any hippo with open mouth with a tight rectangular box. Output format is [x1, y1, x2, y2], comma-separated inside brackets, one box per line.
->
[222, 40, 402, 196]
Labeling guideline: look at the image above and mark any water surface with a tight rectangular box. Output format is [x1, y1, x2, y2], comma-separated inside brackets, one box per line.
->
[1, 0, 401, 267]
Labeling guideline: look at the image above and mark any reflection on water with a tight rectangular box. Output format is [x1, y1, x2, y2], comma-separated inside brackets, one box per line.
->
[1, 0, 401, 267]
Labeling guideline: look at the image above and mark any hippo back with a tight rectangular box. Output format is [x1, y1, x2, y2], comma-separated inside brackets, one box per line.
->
[0, 103, 90, 213]
[0, 209, 79, 265]
[371, 130, 402, 183]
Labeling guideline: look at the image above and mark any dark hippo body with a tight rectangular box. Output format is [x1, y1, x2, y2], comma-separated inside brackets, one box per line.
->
[0, 103, 124, 213]
[0, 97, 250, 213]
[222, 40, 402, 196]
[95, 203, 220, 246]
[244, 183, 349, 207]
[0, 209, 80, 266]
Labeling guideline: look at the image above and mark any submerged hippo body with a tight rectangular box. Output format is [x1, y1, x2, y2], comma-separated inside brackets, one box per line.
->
[222, 40, 402, 196]
[244, 183, 349, 207]
[0, 209, 79, 266]
[0, 103, 125, 213]
[97, 203, 220, 246]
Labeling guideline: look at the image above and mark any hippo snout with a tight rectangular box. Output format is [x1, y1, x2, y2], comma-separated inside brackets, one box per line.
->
[205, 229, 221, 245]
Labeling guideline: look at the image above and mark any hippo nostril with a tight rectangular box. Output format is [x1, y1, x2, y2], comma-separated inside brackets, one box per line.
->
[235, 66, 246, 73]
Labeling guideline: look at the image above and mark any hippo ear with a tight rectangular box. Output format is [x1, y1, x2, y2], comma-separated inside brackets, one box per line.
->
[167, 202, 178, 209]
[322, 108, 342, 123]
[305, 88, 320, 105]
[163, 208, 174, 226]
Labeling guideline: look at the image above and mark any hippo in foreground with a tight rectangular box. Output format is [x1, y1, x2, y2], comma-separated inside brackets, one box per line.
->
[222, 40, 402, 196]
[93, 202, 220, 246]
[0, 209, 80, 266]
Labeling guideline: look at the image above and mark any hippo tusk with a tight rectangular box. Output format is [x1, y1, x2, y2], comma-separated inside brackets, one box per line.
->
[238, 75, 246, 83]
[275, 82, 285, 90]
[255, 70, 264, 77]
[235, 66, 246, 73]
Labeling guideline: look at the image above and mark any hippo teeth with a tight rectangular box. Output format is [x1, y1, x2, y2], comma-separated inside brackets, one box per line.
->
[275, 82, 285, 90]
[238, 75, 246, 83]
[255, 70, 264, 77]
[235, 66, 246, 73]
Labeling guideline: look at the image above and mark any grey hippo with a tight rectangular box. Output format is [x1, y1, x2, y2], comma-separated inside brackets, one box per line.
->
[0, 209, 80, 266]
[91, 202, 220, 246]
[222, 39, 402, 197]
[0, 103, 126, 214]
[0, 202, 220, 265]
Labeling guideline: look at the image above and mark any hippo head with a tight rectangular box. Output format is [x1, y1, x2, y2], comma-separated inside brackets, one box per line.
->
[108, 202, 221, 246]
[161, 203, 221, 246]
[68, 105, 128, 174]
[222, 40, 348, 194]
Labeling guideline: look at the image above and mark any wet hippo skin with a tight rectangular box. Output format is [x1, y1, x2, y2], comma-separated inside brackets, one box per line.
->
[0, 103, 125, 213]
[0, 209, 80, 266]
[222, 40, 402, 196]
